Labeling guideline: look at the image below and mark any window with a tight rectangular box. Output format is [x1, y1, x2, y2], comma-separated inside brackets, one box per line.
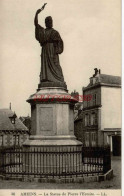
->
[93, 113, 95, 125]
[91, 113, 94, 125]
[91, 132, 96, 146]
[16, 135, 19, 145]
[83, 115, 85, 126]
[7, 135, 13, 146]
[85, 113, 91, 126]
[89, 114, 91, 125]
[93, 94, 94, 106]
[0, 135, 3, 146]
[85, 132, 90, 147]
[87, 98, 90, 107]
[11, 118, 15, 124]
[91, 113, 95, 125]
[13, 135, 19, 145]
[13, 135, 16, 145]
[93, 94, 97, 106]
[4, 135, 7, 146]
[9, 113, 17, 124]
[91, 112, 98, 125]
[23, 134, 27, 142]
[85, 114, 88, 126]
[95, 113, 98, 125]
[94, 94, 97, 105]
[7, 135, 11, 146]
[88, 114, 91, 125]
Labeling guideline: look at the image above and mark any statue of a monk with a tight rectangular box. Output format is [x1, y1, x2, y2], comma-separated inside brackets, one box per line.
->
[34, 5, 65, 86]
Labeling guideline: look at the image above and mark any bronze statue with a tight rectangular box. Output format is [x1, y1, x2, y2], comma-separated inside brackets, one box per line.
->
[34, 4, 66, 87]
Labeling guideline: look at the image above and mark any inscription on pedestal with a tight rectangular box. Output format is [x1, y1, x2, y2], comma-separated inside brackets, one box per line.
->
[39, 107, 53, 131]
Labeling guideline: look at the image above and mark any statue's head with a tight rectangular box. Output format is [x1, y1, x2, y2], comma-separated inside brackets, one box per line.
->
[45, 16, 53, 28]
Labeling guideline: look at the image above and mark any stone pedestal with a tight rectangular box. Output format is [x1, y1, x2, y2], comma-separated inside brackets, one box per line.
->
[23, 86, 83, 177]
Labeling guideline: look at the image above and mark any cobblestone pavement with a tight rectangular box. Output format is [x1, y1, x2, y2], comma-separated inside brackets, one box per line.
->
[0, 156, 121, 189]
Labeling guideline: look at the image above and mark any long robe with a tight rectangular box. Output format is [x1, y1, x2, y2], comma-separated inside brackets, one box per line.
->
[35, 24, 64, 83]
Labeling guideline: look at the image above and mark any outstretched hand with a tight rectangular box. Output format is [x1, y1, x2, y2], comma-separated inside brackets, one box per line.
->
[41, 3, 47, 10]
[36, 3, 47, 14]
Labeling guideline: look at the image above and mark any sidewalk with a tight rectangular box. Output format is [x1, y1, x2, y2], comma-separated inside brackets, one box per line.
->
[0, 156, 121, 189]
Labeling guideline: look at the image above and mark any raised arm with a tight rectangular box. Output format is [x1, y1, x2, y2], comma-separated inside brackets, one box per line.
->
[34, 4, 47, 26]
[34, 9, 41, 27]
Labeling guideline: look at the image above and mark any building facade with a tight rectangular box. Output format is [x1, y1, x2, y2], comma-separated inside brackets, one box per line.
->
[74, 69, 121, 155]
[0, 109, 29, 147]
[71, 90, 83, 120]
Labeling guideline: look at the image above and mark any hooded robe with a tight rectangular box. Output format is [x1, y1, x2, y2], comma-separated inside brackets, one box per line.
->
[35, 24, 64, 83]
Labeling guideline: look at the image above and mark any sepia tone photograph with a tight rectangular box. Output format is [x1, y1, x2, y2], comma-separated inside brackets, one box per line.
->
[0, 0, 121, 194]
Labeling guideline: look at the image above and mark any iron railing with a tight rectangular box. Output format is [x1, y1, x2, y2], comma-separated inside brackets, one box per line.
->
[82, 146, 111, 174]
[0, 146, 111, 179]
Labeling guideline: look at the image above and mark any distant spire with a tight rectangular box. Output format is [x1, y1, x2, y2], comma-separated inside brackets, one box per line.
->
[10, 103, 11, 110]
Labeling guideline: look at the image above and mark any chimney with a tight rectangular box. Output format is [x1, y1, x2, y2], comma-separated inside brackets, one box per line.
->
[99, 69, 101, 74]
[71, 90, 79, 101]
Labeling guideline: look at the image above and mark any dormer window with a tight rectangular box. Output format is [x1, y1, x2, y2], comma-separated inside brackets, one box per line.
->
[9, 113, 17, 124]
[11, 118, 15, 124]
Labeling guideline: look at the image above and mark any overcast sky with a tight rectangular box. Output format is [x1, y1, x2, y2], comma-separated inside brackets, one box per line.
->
[0, 0, 121, 117]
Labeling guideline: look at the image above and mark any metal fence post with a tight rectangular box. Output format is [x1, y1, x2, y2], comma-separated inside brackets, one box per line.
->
[103, 146, 111, 174]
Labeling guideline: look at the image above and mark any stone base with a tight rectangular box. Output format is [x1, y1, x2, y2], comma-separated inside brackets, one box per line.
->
[0, 169, 113, 183]
[23, 135, 82, 146]
[23, 137, 82, 176]
[38, 81, 67, 91]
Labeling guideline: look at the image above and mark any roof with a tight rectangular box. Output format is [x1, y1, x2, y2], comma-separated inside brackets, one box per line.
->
[0, 109, 28, 131]
[19, 116, 31, 122]
[99, 74, 121, 85]
[102, 128, 121, 132]
[85, 74, 121, 89]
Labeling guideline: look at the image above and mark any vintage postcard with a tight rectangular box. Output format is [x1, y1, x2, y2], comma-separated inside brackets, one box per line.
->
[0, 0, 121, 195]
